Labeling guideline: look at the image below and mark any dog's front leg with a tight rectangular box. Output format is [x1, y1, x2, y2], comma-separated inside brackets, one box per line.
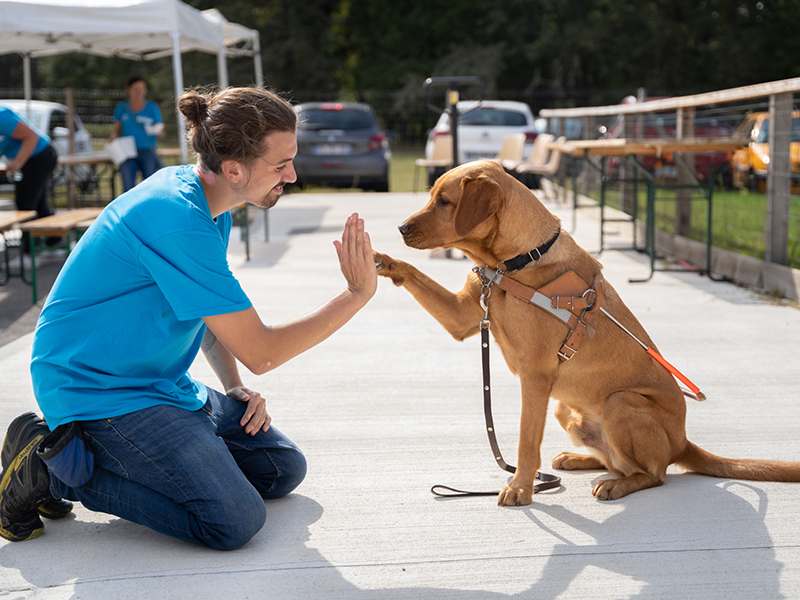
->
[374, 251, 483, 341]
[498, 372, 556, 506]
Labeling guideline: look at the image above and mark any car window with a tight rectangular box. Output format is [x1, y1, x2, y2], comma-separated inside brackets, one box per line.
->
[735, 117, 757, 140]
[48, 109, 67, 133]
[459, 108, 528, 127]
[751, 117, 800, 143]
[299, 108, 375, 131]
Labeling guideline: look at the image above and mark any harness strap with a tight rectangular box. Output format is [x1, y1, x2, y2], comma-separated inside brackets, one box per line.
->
[492, 271, 604, 363]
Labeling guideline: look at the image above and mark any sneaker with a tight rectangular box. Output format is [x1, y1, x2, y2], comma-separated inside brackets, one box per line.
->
[0, 413, 53, 542]
[1, 414, 72, 521]
[37, 497, 73, 520]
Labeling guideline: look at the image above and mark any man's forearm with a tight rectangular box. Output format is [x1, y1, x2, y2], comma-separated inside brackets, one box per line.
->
[201, 328, 244, 391]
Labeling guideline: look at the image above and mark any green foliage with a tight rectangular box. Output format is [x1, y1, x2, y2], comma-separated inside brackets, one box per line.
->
[2, 0, 799, 101]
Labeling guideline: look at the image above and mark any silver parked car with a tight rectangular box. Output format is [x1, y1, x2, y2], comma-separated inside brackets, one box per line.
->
[0, 99, 96, 191]
[422, 100, 537, 187]
[293, 102, 391, 192]
[424, 100, 538, 163]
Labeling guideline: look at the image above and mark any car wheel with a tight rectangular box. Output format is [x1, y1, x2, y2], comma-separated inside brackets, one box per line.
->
[747, 170, 759, 193]
[367, 176, 389, 193]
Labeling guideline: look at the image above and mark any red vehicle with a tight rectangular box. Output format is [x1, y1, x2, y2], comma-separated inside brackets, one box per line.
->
[601, 96, 734, 184]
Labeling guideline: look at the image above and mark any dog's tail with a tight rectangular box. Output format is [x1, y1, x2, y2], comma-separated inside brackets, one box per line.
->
[676, 441, 800, 482]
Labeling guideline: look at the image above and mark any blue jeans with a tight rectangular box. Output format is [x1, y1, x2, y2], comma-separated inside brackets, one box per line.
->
[50, 387, 307, 550]
[119, 147, 161, 192]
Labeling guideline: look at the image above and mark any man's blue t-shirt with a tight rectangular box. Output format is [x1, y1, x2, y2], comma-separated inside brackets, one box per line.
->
[0, 106, 51, 160]
[31, 165, 252, 429]
[113, 100, 163, 150]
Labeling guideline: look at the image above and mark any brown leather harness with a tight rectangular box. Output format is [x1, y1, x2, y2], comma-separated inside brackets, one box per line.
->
[478, 268, 605, 363]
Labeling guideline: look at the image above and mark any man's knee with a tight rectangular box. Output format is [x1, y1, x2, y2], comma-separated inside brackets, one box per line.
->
[257, 446, 307, 500]
[205, 490, 267, 551]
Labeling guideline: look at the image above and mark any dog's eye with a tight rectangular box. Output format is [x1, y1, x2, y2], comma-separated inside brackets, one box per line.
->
[437, 198, 450, 207]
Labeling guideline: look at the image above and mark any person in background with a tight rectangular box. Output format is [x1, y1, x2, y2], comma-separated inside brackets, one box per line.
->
[0, 86, 377, 549]
[109, 75, 165, 192]
[0, 105, 60, 250]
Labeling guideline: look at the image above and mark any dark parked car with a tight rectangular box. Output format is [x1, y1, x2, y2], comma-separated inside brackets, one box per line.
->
[293, 102, 391, 192]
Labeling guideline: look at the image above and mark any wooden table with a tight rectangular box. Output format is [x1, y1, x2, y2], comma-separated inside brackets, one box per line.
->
[555, 137, 746, 282]
[556, 137, 744, 157]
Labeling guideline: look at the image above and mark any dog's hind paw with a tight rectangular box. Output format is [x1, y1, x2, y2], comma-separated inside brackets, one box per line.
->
[553, 452, 605, 471]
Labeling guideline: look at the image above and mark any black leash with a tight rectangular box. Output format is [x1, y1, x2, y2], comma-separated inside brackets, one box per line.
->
[430, 318, 561, 498]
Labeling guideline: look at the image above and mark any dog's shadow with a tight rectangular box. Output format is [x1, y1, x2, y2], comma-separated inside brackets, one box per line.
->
[517, 473, 785, 599]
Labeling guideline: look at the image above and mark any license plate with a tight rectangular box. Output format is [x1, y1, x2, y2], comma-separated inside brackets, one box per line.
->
[313, 144, 352, 156]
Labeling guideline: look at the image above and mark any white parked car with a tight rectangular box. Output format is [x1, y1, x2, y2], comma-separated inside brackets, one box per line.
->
[0, 99, 95, 190]
[422, 100, 537, 187]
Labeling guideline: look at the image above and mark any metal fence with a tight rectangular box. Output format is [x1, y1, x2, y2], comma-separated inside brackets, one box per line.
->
[540, 83, 800, 275]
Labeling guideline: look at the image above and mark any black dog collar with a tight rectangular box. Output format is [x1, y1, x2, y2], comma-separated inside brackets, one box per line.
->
[501, 227, 561, 272]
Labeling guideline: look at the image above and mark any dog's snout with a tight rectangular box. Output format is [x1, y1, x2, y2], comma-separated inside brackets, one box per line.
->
[398, 222, 413, 236]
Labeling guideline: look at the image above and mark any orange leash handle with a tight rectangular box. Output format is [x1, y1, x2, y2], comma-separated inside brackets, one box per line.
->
[645, 348, 706, 400]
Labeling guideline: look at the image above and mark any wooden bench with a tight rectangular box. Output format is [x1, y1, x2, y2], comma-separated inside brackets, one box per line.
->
[0, 210, 38, 286]
[0, 210, 37, 232]
[18, 208, 103, 303]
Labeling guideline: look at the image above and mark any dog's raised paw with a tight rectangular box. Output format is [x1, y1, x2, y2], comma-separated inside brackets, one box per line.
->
[372, 252, 406, 286]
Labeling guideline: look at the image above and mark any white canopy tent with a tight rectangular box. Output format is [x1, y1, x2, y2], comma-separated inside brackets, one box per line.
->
[0, 0, 264, 162]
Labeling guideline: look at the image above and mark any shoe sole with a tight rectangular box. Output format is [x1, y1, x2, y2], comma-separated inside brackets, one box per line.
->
[0, 521, 44, 542]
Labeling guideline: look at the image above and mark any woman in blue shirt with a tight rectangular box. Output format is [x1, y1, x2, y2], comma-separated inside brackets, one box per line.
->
[109, 75, 164, 192]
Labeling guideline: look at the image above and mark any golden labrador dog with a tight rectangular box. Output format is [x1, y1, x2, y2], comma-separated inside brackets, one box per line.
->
[373, 160, 800, 506]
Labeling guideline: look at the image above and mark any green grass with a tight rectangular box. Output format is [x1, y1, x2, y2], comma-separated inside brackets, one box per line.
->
[596, 186, 800, 269]
[390, 145, 425, 192]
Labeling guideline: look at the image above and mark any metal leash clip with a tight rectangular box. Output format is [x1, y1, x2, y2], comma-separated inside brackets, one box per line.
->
[473, 265, 493, 328]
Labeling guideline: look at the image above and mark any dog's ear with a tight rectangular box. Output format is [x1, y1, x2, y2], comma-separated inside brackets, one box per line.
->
[453, 175, 502, 237]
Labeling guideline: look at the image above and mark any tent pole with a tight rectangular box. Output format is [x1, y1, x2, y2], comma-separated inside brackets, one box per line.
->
[23, 53, 32, 102]
[217, 48, 229, 89]
[253, 40, 263, 88]
[170, 30, 188, 164]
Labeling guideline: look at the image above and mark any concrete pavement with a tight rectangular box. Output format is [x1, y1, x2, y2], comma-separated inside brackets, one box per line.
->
[1, 189, 799, 599]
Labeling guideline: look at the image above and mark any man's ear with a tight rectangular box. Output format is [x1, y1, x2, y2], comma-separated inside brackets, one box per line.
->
[221, 159, 243, 184]
[453, 175, 502, 237]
